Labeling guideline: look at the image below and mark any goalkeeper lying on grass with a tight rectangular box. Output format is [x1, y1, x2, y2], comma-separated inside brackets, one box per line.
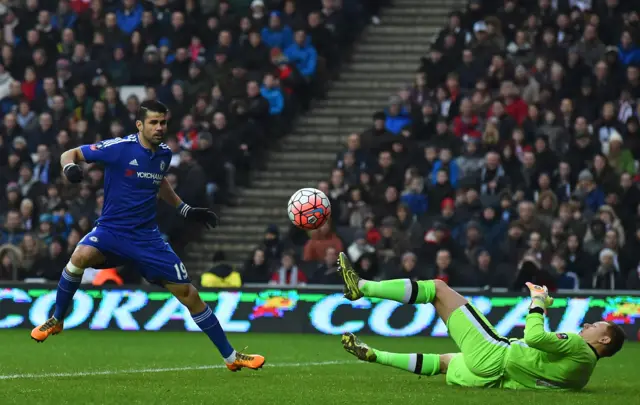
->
[336, 253, 625, 390]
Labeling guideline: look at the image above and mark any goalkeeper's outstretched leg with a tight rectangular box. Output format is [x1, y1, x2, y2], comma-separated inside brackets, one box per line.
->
[341, 331, 456, 376]
[337, 252, 466, 323]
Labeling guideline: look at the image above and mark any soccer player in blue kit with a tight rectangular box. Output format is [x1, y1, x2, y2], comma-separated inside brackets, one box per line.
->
[30, 100, 265, 372]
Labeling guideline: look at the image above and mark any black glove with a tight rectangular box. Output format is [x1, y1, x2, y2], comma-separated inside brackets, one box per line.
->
[63, 163, 84, 183]
[180, 203, 219, 229]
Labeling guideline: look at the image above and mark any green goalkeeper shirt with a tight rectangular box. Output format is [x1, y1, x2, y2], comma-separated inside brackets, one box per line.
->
[501, 312, 599, 390]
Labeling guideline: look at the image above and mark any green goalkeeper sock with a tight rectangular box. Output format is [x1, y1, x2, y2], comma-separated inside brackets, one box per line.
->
[373, 349, 441, 376]
[360, 279, 436, 304]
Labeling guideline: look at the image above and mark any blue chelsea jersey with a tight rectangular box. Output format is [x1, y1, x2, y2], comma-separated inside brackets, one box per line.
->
[79, 134, 172, 235]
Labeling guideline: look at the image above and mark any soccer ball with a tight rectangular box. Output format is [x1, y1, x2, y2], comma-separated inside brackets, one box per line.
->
[287, 188, 332, 230]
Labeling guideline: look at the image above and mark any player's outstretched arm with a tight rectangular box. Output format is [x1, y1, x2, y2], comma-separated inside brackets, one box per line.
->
[62, 139, 126, 183]
[523, 283, 579, 355]
[158, 178, 219, 229]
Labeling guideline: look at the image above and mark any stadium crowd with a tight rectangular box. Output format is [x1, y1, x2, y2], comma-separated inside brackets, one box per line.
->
[0, 0, 374, 283]
[242, 0, 640, 290]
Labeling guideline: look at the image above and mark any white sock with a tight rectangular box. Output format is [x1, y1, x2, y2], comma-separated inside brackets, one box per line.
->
[357, 279, 368, 289]
[224, 350, 237, 364]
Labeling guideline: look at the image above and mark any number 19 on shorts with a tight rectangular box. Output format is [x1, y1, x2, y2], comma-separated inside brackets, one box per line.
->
[174, 262, 188, 280]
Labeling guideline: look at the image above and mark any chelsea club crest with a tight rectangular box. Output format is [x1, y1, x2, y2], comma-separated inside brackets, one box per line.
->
[160, 160, 166, 171]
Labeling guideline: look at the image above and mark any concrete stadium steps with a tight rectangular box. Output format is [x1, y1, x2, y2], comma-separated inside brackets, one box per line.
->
[278, 143, 342, 153]
[222, 205, 286, 216]
[381, 15, 451, 25]
[361, 34, 434, 45]
[327, 89, 402, 100]
[268, 150, 337, 162]
[253, 170, 330, 181]
[196, 232, 268, 243]
[205, 223, 274, 234]
[312, 107, 392, 116]
[251, 178, 326, 190]
[367, 25, 441, 36]
[355, 43, 431, 54]
[300, 116, 375, 126]
[217, 206, 293, 229]
[295, 124, 363, 135]
[314, 98, 395, 108]
[383, 7, 451, 17]
[351, 53, 428, 63]
[241, 187, 300, 200]
[183, 0, 466, 273]
[330, 80, 410, 90]
[266, 160, 332, 171]
[336, 71, 417, 83]
[267, 132, 347, 143]
[342, 61, 419, 73]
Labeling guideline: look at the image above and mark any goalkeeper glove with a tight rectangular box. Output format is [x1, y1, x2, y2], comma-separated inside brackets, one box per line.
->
[525, 282, 554, 311]
[178, 202, 219, 229]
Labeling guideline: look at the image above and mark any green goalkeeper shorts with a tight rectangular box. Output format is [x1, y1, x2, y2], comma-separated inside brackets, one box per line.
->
[445, 303, 509, 388]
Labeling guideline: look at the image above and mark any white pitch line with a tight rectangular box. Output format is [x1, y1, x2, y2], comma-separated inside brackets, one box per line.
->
[0, 360, 357, 381]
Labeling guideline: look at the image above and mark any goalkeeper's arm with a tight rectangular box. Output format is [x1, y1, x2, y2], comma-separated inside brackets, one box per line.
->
[523, 283, 580, 355]
[523, 310, 580, 355]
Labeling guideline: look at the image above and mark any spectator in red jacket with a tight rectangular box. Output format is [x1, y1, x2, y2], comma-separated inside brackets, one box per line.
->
[303, 222, 344, 262]
[176, 115, 199, 150]
[269, 250, 308, 286]
[486, 81, 528, 126]
[21, 67, 38, 102]
[70, 0, 90, 14]
[501, 81, 528, 125]
[452, 98, 482, 139]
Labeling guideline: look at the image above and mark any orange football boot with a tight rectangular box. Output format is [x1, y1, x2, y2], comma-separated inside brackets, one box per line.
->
[31, 317, 64, 343]
[226, 352, 266, 372]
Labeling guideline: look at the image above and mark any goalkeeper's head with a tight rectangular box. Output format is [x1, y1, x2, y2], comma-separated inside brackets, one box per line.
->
[580, 321, 625, 358]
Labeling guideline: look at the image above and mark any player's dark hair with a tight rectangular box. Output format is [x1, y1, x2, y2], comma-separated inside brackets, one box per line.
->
[136, 100, 168, 122]
[604, 321, 626, 357]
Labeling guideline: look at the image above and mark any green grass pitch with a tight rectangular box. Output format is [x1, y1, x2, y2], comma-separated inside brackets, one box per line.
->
[0, 330, 638, 404]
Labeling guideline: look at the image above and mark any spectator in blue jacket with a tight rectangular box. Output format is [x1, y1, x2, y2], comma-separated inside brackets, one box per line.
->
[51, 0, 77, 30]
[260, 72, 284, 115]
[479, 205, 507, 257]
[285, 29, 317, 79]
[51, 204, 75, 239]
[116, 0, 143, 35]
[618, 30, 640, 66]
[0, 210, 25, 246]
[400, 176, 428, 216]
[577, 169, 605, 214]
[384, 96, 412, 135]
[552, 254, 579, 290]
[431, 148, 460, 188]
[261, 12, 293, 50]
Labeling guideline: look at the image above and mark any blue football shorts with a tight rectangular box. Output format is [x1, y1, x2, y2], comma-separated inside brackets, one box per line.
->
[78, 226, 190, 285]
